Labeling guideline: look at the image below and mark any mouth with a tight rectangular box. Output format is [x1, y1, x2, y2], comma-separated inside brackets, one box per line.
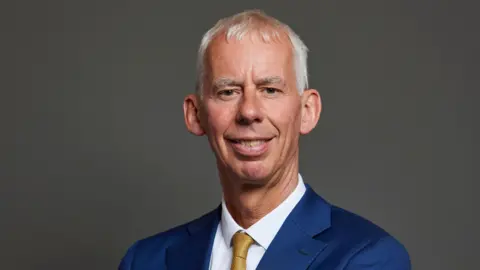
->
[226, 138, 273, 157]
[228, 138, 272, 145]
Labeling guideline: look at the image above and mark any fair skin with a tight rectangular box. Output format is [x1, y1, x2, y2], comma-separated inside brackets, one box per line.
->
[183, 30, 322, 228]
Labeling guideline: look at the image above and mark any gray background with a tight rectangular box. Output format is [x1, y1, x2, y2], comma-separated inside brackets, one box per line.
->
[3, 0, 477, 269]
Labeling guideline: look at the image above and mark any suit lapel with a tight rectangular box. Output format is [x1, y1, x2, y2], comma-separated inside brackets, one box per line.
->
[165, 206, 220, 270]
[256, 185, 332, 270]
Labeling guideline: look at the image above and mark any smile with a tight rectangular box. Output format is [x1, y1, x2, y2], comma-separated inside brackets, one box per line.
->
[227, 138, 273, 157]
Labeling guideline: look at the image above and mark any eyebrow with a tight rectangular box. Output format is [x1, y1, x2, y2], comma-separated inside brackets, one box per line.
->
[254, 76, 285, 87]
[212, 76, 286, 89]
[212, 78, 243, 89]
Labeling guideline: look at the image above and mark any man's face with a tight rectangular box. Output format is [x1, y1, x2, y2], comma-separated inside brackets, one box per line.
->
[184, 31, 320, 184]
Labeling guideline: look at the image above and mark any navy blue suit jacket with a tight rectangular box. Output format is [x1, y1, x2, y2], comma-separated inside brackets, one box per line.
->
[119, 184, 411, 269]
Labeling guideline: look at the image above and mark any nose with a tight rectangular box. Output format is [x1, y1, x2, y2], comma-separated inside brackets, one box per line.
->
[236, 88, 264, 125]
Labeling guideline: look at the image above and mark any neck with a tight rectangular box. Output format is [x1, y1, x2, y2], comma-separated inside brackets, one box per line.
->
[219, 158, 299, 228]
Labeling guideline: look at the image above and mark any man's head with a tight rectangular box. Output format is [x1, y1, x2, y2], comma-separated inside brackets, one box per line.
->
[184, 10, 321, 186]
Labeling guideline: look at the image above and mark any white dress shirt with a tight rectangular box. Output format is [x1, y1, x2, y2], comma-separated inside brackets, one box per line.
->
[209, 174, 307, 270]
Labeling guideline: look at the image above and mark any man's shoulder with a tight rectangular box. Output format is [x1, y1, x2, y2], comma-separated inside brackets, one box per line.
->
[118, 208, 219, 269]
[328, 204, 391, 240]
[131, 221, 189, 252]
[316, 203, 410, 268]
[133, 207, 218, 250]
[303, 187, 399, 243]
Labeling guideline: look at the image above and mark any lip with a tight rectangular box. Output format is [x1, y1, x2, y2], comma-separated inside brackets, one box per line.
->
[226, 137, 273, 141]
[226, 138, 273, 157]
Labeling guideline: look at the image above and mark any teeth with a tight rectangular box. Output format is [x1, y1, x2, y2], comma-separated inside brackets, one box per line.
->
[237, 140, 265, 147]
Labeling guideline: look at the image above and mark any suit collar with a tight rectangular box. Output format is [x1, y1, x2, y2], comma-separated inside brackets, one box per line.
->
[186, 206, 221, 235]
[255, 184, 332, 270]
[289, 184, 331, 236]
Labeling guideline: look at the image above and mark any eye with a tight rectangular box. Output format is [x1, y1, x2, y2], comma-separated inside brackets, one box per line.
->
[217, 89, 239, 100]
[263, 87, 280, 95]
[218, 89, 235, 96]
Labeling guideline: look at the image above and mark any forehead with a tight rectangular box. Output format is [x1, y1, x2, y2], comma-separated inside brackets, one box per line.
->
[206, 31, 294, 80]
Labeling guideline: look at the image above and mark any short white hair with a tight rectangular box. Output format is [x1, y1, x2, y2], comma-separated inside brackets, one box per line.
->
[195, 9, 309, 96]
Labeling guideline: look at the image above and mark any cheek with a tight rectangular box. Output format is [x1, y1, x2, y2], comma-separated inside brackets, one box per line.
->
[206, 104, 236, 136]
[267, 101, 301, 132]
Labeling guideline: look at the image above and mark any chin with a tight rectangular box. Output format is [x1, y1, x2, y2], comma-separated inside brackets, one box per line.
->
[237, 162, 273, 184]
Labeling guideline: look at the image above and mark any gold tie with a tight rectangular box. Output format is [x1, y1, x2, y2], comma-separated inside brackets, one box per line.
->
[230, 231, 255, 270]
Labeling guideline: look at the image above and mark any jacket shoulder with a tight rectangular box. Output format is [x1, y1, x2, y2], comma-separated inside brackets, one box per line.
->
[315, 204, 410, 268]
[329, 205, 391, 240]
[118, 207, 219, 270]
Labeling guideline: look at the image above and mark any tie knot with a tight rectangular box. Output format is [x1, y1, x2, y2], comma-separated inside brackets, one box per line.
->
[232, 231, 254, 259]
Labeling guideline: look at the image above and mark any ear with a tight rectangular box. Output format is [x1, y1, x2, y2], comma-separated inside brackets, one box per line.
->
[183, 94, 205, 136]
[300, 89, 322, 135]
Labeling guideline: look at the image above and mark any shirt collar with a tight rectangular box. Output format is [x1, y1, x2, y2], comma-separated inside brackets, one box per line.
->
[220, 173, 307, 250]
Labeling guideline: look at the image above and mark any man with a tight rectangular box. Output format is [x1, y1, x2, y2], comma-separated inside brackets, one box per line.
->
[119, 9, 411, 270]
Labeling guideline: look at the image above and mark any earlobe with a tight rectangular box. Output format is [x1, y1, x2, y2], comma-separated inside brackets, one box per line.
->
[300, 89, 322, 135]
[183, 94, 205, 136]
